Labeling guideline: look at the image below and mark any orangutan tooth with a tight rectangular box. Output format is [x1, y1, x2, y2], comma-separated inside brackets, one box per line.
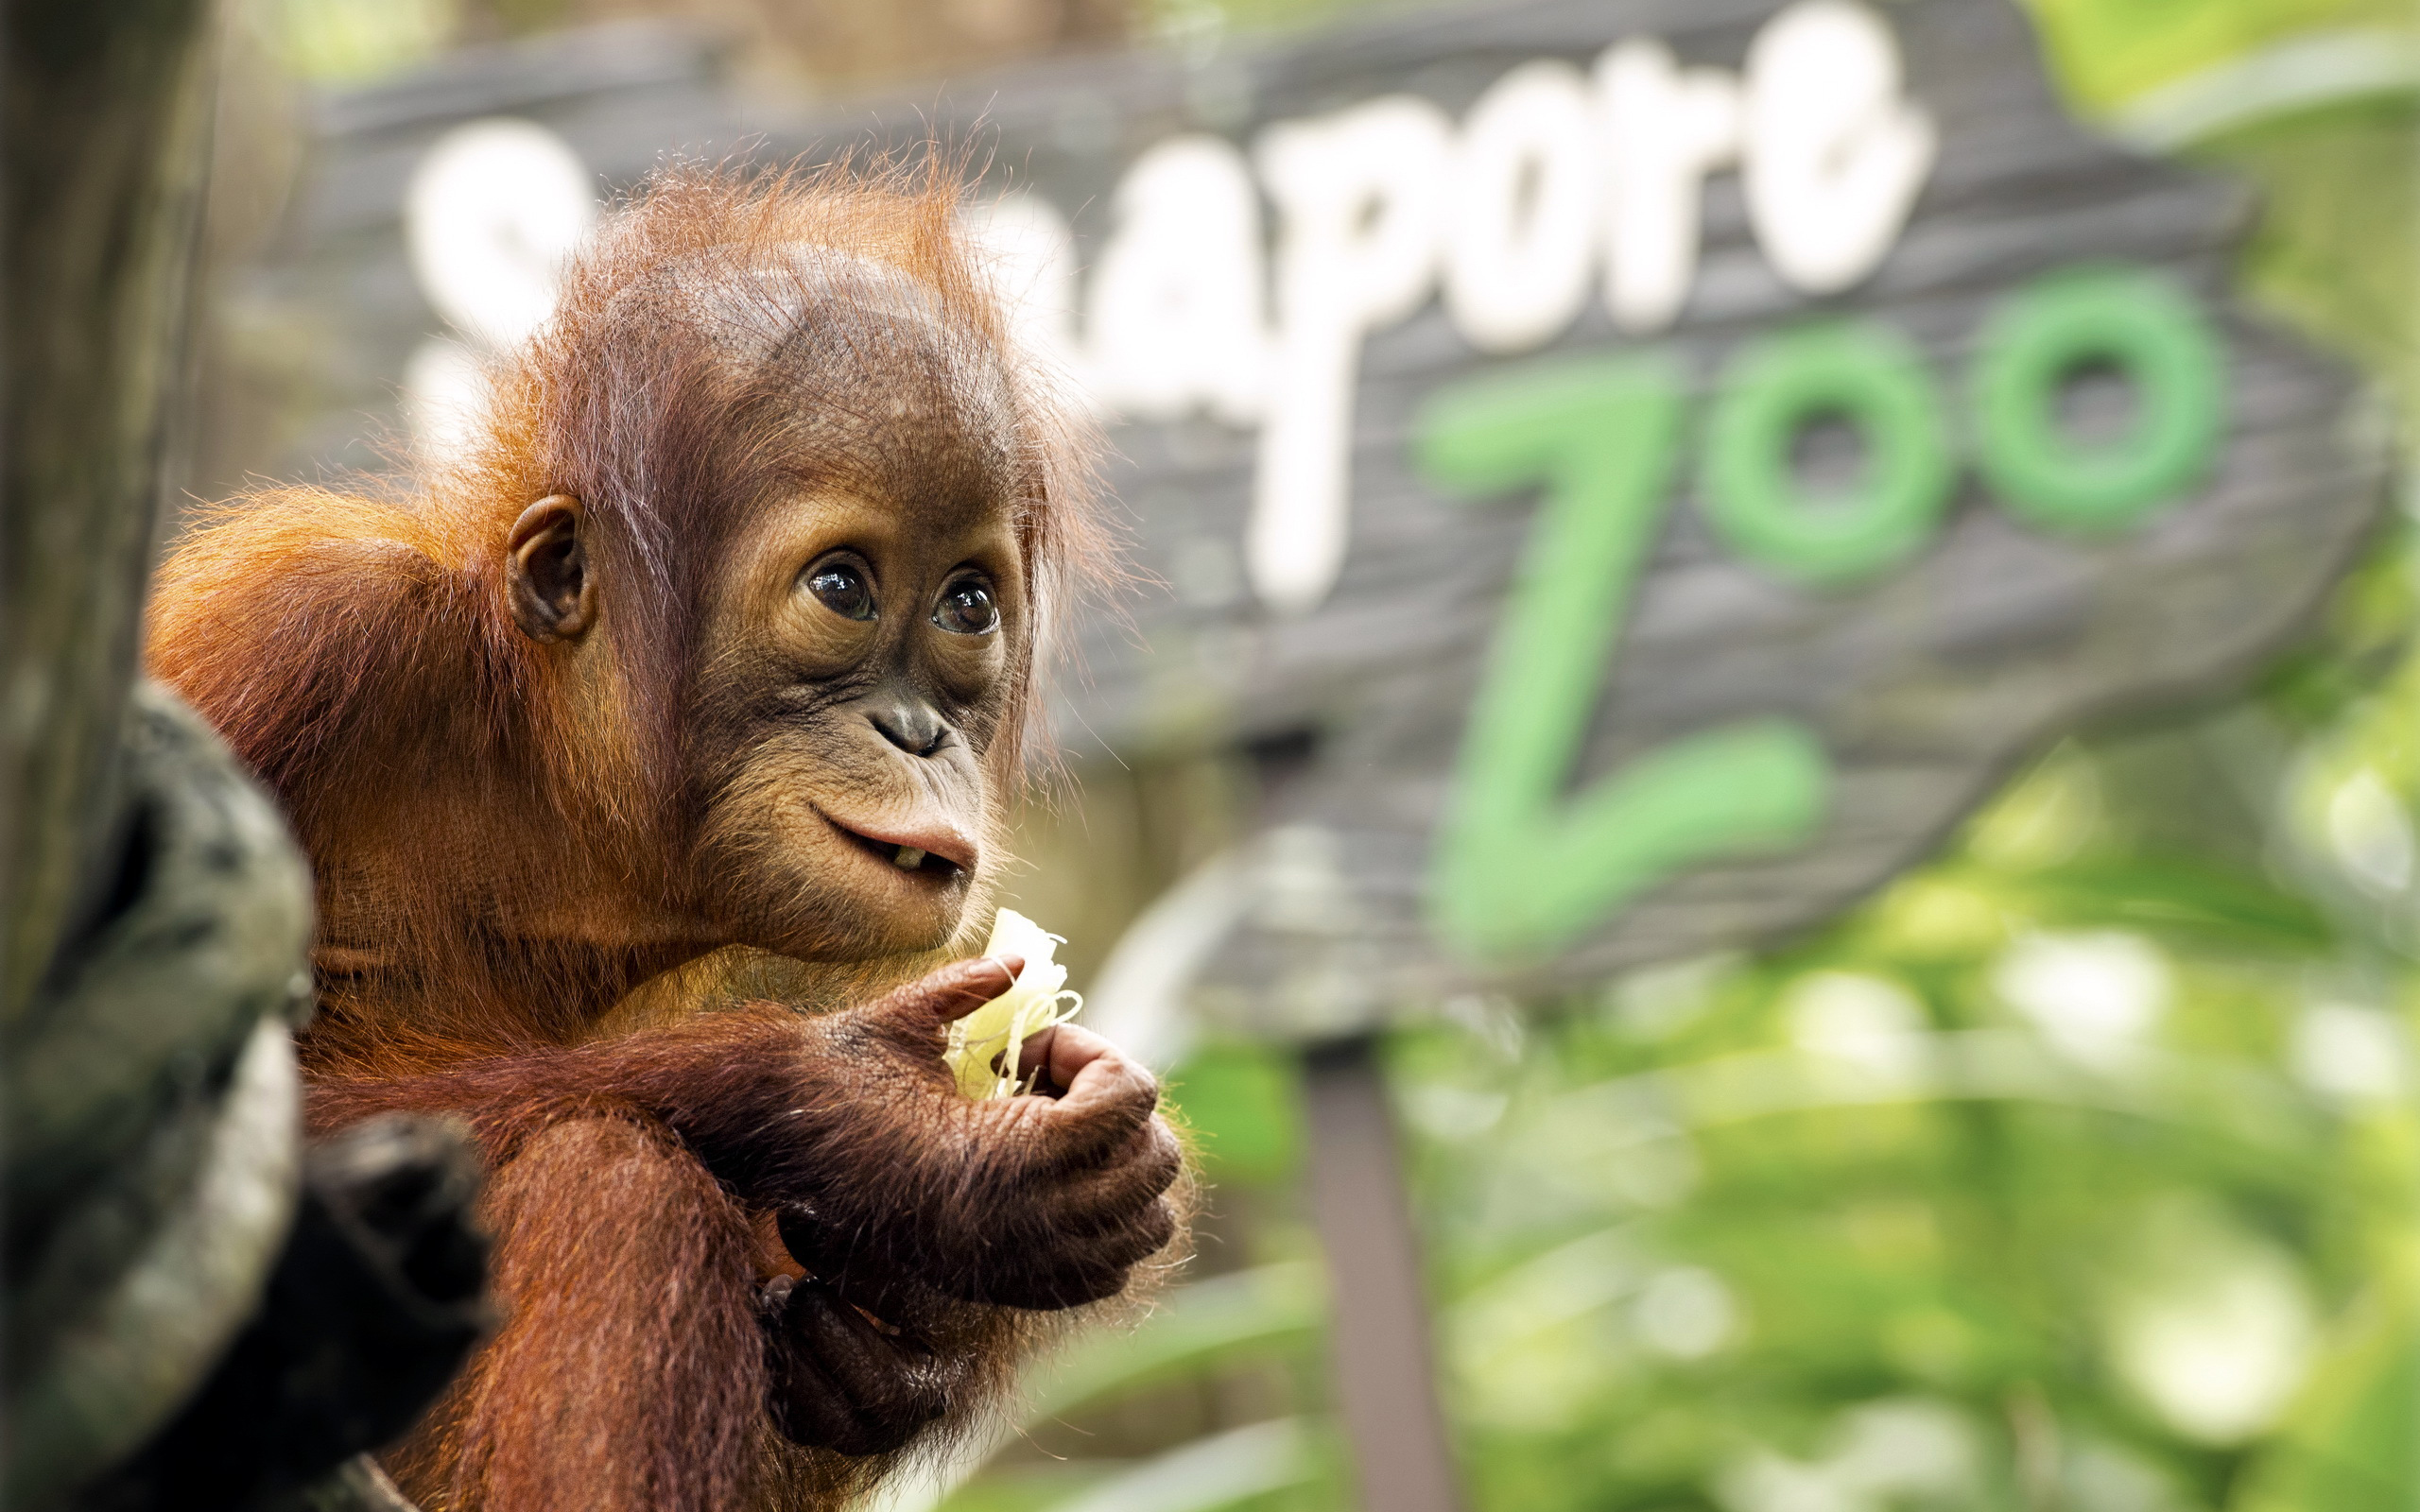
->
[894, 846, 926, 870]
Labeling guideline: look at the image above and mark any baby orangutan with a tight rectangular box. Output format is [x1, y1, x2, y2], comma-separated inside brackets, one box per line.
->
[146, 163, 1185, 1512]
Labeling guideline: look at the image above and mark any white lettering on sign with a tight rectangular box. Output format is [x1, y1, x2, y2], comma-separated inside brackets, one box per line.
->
[402, 117, 596, 461]
[1597, 38, 1741, 335]
[1742, 0, 1937, 294]
[406, 117, 596, 346]
[964, 0, 1935, 612]
[400, 3, 1932, 604]
[1083, 136, 1269, 424]
[959, 191, 1096, 412]
[1252, 95, 1456, 613]
[1444, 60, 1601, 355]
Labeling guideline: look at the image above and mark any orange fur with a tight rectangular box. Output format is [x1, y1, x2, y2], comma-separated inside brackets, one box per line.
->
[145, 160, 1174, 1512]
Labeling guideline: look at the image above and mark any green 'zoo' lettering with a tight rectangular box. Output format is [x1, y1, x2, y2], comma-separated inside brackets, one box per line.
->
[1416, 356, 1833, 963]
[1974, 266, 2225, 530]
[1419, 262, 2224, 963]
[1703, 320, 1955, 586]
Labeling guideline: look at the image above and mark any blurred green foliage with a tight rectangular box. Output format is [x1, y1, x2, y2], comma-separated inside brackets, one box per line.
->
[985, 686, 2420, 1512]
[2021, 0, 2412, 110]
[1169, 1040, 1307, 1188]
[256, 0, 458, 80]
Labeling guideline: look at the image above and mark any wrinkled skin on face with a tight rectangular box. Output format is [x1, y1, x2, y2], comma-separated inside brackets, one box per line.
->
[682, 480, 1025, 961]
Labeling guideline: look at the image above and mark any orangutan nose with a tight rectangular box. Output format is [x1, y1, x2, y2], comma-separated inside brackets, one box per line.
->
[864, 688, 948, 758]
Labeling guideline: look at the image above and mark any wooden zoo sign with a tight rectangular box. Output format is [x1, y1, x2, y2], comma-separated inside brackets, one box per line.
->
[299, 0, 2384, 1008]
[924, 0, 2386, 1008]
[1415, 271, 2224, 963]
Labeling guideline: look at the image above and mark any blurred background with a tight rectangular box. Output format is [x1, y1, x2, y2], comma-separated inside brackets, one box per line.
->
[181, 0, 2416, 1509]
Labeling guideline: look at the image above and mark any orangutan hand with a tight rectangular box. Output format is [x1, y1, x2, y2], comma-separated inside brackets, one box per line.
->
[758, 1275, 957, 1456]
[763, 958, 1185, 1312]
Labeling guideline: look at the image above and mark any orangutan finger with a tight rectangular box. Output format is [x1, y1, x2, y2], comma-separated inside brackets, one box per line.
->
[1048, 1121, 1184, 1231]
[773, 1208, 922, 1321]
[767, 1338, 868, 1452]
[1052, 1036, 1159, 1117]
[964, 1208, 1174, 1311]
[1015, 1022, 1132, 1095]
[790, 1287, 912, 1398]
[986, 1057, 1159, 1172]
[1043, 1191, 1179, 1272]
[795, 1291, 945, 1451]
[855, 957, 1023, 1048]
[973, 1174, 1180, 1309]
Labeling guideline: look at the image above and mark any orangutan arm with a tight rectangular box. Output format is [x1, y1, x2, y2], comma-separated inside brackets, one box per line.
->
[389, 1117, 764, 1512]
[309, 958, 1185, 1315]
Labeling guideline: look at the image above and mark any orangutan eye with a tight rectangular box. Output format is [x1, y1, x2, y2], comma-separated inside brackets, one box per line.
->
[804, 558, 876, 622]
[932, 575, 1000, 636]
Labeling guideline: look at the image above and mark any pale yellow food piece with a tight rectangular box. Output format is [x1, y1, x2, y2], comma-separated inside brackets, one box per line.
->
[943, 909, 1081, 1098]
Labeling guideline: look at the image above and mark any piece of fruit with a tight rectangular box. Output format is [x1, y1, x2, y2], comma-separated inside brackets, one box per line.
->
[943, 909, 1080, 1099]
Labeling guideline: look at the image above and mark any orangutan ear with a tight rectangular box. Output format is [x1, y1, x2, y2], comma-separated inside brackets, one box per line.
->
[505, 495, 596, 643]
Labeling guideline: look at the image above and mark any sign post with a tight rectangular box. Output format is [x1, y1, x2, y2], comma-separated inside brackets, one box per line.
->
[1303, 1037, 1465, 1512]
